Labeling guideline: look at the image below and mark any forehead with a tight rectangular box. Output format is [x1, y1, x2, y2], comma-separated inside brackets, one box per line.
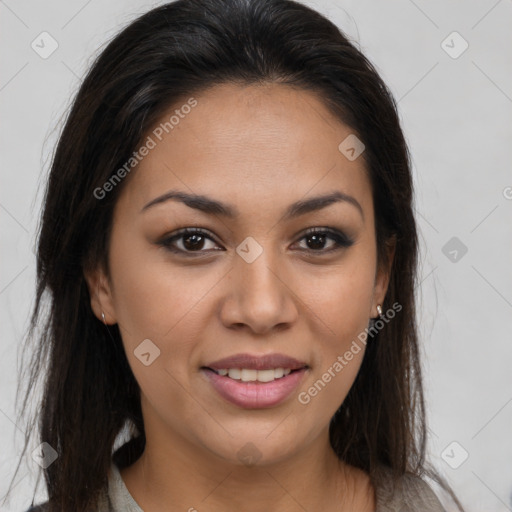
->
[116, 82, 373, 220]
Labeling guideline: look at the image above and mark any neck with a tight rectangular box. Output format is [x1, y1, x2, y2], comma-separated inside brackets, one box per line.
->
[120, 426, 373, 512]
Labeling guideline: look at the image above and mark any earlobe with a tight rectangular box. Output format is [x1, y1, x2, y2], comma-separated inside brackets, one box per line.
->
[83, 266, 117, 325]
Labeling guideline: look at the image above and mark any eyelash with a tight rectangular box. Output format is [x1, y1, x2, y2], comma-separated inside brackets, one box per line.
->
[158, 227, 354, 257]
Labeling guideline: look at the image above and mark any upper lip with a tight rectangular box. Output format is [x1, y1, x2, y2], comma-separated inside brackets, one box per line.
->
[203, 353, 308, 371]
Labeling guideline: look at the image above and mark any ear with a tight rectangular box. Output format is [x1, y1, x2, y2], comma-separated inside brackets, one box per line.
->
[371, 235, 396, 317]
[83, 264, 117, 325]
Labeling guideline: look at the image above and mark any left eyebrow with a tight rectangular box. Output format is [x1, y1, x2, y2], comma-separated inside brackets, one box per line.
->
[281, 191, 364, 221]
[141, 189, 364, 221]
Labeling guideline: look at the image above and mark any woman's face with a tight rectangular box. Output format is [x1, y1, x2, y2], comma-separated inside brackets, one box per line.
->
[88, 83, 393, 466]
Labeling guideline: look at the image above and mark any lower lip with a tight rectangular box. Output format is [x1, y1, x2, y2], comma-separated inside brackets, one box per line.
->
[201, 368, 307, 409]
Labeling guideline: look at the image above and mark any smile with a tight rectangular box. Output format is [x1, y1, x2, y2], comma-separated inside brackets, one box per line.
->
[210, 367, 293, 382]
[201, 367, 308, 409]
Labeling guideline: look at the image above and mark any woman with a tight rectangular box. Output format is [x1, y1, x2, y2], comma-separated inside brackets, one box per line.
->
[11, 0, 465, 510]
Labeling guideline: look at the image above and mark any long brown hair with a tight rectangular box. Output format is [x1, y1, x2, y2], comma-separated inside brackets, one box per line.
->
[9, 0, 464, 510]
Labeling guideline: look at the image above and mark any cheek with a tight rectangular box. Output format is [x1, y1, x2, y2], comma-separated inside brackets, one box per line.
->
[315, 278, 371, 326]
[294, 247, 376, 408]
[108, 250, 208, 423]
[108, 228, 217, 341]
[299, 259, 375, 347]
[296, 276, 371, 416]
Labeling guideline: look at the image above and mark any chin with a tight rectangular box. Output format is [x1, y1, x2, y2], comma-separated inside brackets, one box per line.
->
[201, 432, 302, 469]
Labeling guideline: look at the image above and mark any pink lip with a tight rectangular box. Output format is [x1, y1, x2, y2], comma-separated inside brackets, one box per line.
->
[201, 368, 308, 409]
[204, 352, 308, 371]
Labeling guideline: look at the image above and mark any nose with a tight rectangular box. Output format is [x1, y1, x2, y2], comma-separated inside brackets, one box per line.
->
[219, 245, 298, 335]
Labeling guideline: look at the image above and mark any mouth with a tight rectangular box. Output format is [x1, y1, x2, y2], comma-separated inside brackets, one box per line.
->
[200, 352, 309, 409]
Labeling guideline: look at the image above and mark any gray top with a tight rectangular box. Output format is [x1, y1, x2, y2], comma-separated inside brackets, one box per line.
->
[92, 462, 446, 511]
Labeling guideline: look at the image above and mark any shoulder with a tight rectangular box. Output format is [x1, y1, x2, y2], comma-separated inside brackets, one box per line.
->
[23, 465, 119, 512]
[24, 485, 112, 512]
[374, 466, 446, 512]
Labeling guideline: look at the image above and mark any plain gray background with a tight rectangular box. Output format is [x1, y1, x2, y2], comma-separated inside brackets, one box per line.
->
[1, 0, 511, 510]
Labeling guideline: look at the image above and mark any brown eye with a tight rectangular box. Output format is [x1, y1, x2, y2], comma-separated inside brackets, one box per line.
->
[181, 232, 207, 251]
[159, 228, 222, 255]
[295, 228, 354, 253]
[158, 226, 353, 257]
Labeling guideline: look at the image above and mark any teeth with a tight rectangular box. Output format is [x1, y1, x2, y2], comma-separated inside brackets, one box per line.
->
[274, 368, 284, 379]
[256, 369, 276, 382]
[240, 369, 257, 381]
[228, 368, 241, 380]
[214, 368, 294, 382]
